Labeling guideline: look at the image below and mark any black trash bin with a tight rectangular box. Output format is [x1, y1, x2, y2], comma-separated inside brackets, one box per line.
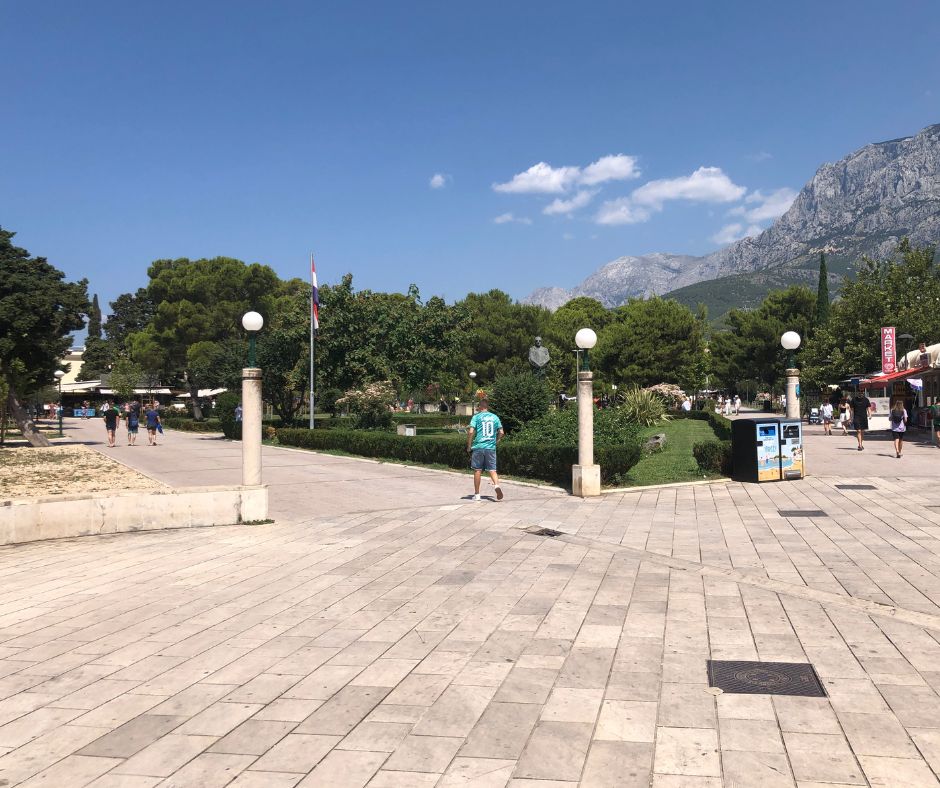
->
[731, 418, 782, 483]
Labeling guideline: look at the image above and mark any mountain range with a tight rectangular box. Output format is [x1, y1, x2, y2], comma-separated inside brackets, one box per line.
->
[524, 122, 940, 317]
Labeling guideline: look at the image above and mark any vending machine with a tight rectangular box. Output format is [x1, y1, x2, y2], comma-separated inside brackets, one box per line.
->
[778, 419, 804, 480]
[731, 419, 783, 483]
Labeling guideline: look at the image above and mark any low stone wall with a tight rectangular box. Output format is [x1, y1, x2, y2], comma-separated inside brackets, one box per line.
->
[0, 485, 268, 546]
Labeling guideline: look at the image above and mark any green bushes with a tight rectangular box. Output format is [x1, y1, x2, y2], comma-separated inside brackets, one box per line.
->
[510, 406, 642, 448]
[489, 370, 551, 433]
[693, 440, 732, 475]
[673, 409, 732, 441]
[216, 391, 242, 440]
[160, 415, 223, 433]
[275, 428, 643, 487]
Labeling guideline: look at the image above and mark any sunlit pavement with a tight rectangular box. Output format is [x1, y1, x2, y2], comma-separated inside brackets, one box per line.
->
[0, 418, 938, 785]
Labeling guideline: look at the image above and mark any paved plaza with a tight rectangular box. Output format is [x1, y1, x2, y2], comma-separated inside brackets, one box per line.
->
[1, 419, 939, 786]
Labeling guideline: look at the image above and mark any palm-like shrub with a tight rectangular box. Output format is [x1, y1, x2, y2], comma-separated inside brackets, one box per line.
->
[619, 386, 671, 427]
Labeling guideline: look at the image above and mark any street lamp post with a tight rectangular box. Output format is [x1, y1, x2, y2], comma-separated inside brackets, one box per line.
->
[781, 331, 801, 419]
[54, 370, 65, 437]
[241, 312, 264, 487]
[573, 328, 601, 497]
[469, 371, 477, 416]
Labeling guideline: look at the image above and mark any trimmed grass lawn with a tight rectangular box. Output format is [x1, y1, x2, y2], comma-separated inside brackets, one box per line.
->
[624, 418, 721, 487]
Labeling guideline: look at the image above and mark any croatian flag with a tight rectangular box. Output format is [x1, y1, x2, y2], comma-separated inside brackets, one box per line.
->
[311, 254, 320, 333]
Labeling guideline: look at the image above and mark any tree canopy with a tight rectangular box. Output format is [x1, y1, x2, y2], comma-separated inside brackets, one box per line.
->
[0, 227, 88, 444]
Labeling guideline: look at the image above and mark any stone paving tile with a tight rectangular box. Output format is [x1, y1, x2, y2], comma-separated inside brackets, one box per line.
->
[6, 423, 940, 786]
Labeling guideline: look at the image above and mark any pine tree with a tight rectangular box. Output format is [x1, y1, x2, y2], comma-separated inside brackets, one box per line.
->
[815, 253, 830, 325]
[88, 293, 102, 340]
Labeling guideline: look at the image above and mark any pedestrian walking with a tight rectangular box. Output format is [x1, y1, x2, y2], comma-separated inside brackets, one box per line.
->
[145, 402, 161, 446]
[850, 391, 872, 451]
[838, 397, 851, 435]
[102, 402, 120, 448]
[234, 404, 243, 422]
[889, 400, 908, 458]
[723, 397, 732, 417]
[681, 397, 692, 413]
[126, 406, 140, 446]
[931, 401, 940, 448]
[821, 401, 834, 435]
[733, 395, 741, 414]
[465, 398, 504, 502]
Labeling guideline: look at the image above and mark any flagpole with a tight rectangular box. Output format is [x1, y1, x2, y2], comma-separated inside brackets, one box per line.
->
[310, 255, 317, 429]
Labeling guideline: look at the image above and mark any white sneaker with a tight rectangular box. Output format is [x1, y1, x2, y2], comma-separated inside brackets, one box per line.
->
[471, 494, 481, 501]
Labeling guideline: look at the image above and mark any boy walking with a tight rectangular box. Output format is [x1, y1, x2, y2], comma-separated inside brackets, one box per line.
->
[466, 398, 504, 502]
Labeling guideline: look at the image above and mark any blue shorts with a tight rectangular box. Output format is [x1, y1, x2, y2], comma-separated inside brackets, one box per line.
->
[471, 449, 497, 471]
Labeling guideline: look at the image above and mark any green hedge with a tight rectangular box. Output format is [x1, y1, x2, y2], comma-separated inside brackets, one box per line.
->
[693, 440, 732, 475]
[275, 428, 642, 487]
[160, 416, 223, 433]
[672, 410, 732, 441]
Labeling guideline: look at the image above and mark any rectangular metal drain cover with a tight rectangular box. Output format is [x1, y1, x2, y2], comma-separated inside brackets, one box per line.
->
[778, 509, 828, 518]
[707, 660, 826, 697]
[835, 484, 876, 490]
[526, 527, 563, 537]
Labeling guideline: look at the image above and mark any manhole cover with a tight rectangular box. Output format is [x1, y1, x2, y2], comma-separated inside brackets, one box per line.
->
[707, 660, 826, 697]
[835, 484, 876, 490]
[526, 527, 563, 537]
[778, 510, 828, 518]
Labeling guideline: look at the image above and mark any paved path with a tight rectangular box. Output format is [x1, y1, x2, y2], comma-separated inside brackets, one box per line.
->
[0, 417, 938, 785]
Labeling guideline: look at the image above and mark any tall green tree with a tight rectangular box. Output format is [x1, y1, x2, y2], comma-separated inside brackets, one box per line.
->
[87, 294, 102, 340]
[456, 290, 549, 386]
[145, 257, 280, 419]
[0, 228, 88, 446]
[595, 297, 705, 388]
[816, 252, 831, 325]
[801, 240, 940, 387]
[709, 286, 816, 391]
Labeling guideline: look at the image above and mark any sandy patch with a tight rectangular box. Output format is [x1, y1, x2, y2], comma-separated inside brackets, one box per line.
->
[0, 445, 164, 500]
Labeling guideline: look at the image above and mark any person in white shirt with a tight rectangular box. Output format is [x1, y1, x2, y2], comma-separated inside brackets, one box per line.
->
[820, 401, 834, 435]
[733, 395, 741, 414]
[681, 397, 692, 412]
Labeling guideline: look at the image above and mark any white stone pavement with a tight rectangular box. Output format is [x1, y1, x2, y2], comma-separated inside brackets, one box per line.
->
[0, 417, 936, 786]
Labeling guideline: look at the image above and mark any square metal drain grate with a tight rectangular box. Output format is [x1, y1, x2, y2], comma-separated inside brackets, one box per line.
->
[778, 509, 828, 518]
[525, 527, 564, 538]
[707, 660, 826, 697]
[835, 484, 876, 490]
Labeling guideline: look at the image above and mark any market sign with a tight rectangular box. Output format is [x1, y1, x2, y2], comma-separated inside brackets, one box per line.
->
[881, 326, 896, 374]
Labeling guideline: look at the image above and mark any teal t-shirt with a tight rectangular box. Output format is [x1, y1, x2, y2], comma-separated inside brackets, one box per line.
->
[470, 411, 502, 450]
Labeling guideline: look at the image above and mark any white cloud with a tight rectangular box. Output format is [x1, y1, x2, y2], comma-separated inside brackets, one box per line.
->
[746, 151, 773, 162]
[711, 223, 762, 244]
[429, 173, 448, 189]
[493, 153, 640, 195]
[493, 162, 581, 194]
[729, 187, 797, 222]
[593, 166, 745, 225]
[579, 154, 640, 186]
[493, 212, 532, 225]
[632, 166, 746, 208]
[594, 197, 652, 226]
[543, 190, 596, 216]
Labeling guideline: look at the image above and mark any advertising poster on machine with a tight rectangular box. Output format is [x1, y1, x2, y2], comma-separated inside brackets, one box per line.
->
[779, 422, 804, 479]
[756, 422, 781, 481]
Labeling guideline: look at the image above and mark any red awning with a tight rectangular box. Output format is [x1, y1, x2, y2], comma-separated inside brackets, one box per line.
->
[859, 367, 923, 389]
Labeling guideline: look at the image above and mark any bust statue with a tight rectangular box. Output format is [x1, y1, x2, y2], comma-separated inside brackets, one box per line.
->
[528, 336, 550, 375]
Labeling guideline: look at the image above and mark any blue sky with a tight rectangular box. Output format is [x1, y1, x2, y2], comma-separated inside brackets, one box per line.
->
[2, 1, 939, 317]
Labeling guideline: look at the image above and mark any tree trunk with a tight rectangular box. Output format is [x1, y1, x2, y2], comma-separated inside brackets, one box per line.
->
[6, 383, 51, 447]
[189, 382, 204, 421]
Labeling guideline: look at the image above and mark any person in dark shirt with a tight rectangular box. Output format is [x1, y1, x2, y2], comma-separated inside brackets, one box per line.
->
[102, 402, 120, 448]
[145, 403, 161, 446]
[126, 406, 140, 446]
[850, 392, 872, 451]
